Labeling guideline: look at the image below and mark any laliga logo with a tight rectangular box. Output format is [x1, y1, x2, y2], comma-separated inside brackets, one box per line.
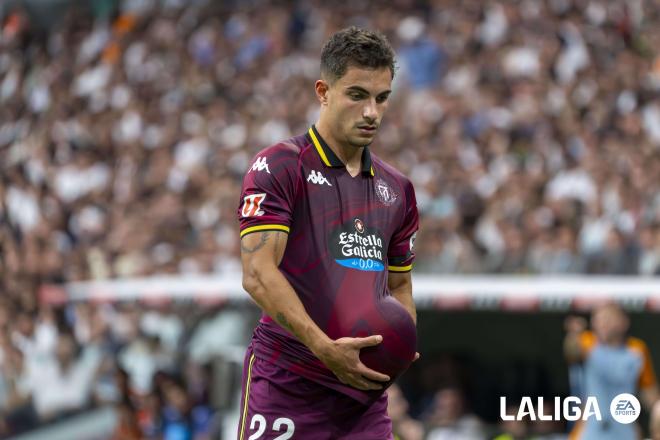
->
[501, 394, 641, 423]
[500, 397, 601, 422]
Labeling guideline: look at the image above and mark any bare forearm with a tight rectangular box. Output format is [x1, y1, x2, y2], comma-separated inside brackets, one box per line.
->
[246, 265, 331, 356]
[391, 287, 416, 325]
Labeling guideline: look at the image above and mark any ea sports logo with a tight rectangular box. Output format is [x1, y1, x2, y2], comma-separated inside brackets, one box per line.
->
[610, 393, 640, 424]
[354, 218, 365, 234]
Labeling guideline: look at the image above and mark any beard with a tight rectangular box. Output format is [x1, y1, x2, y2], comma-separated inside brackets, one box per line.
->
[346, 128, 377, 148]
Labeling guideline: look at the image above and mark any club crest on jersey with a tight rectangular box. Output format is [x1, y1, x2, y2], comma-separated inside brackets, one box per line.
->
[307, 170, 332, 186]
[329, 218, 385, 272]
[375, 178, 397, 206]
[241, 193, 266, 217]
[250, 157, 270, 174]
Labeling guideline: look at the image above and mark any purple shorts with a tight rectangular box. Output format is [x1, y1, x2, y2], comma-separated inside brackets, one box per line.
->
[236, 345, 393, 440]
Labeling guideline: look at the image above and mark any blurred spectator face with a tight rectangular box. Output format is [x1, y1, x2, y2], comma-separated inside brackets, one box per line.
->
[55, 334, 77, 367]
[430, 387, 465, 425]
[0, 330, 11, 353]
[387, 384, 409, 421]
[15, 312, 34, 337]
[0, 303, 10, 328]
[500, 405, 527, 439]
[6, 345, 25, 373]
[532, 401, 564, 435]
[591, 303, 629, 344]
[319, 66, 392, 148]
[163, 381, 188, 413]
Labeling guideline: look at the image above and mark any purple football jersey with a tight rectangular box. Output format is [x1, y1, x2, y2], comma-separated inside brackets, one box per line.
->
[238, 125, 419, 404]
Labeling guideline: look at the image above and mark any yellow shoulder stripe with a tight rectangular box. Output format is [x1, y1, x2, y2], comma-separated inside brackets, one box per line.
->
[388, 264, 413, 272]
[240, 224, 290, 238]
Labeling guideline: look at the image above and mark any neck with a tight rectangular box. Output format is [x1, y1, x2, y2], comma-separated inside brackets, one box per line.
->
[315, 119, 363, 175]
[601, 335, 625, 346]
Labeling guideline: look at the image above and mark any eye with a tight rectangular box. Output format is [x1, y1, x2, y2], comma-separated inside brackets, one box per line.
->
[376, 95, 389, 104]
[349, 92, 364, 101]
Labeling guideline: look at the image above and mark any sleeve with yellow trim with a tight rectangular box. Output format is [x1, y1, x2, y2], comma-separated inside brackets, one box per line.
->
[387, 179, 419, 272]
[238, 143, 300, 238]
[628, 337, 658, 390]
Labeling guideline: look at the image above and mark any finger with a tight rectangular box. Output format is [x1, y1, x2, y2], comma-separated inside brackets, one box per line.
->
[350, 376, 383, 391]
[358, 363, 390, 383]
[352, 335, 383, 349]
[413, 352, 420, 362]
[338, 374, 369, 390]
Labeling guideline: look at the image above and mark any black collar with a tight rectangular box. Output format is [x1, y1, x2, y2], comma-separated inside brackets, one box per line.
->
[307, 125, 375, 177]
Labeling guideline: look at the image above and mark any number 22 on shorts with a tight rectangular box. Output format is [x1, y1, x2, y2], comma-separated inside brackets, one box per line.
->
[248, 414, 295, 440]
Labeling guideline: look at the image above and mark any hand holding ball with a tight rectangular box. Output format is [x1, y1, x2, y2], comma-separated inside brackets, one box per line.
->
[337, 295, 417, 382]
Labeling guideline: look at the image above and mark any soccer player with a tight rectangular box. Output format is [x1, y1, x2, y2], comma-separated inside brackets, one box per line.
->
[564, 303, 660, 440]
[236, 27, 419, 439]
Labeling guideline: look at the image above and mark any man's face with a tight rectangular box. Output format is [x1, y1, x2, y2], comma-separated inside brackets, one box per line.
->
[321, 65, 392, 147]
[591, 304, 629, 343]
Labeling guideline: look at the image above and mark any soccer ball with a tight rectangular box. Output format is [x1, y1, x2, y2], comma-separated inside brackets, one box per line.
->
[358, 295, 417, 381]
[332, 295, 417, 382]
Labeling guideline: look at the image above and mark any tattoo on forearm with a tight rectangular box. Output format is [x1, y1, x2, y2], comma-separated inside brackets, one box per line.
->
[273, 232, 280, 253]
[241, 231, 270, 253]
[276, 312, 296, 335]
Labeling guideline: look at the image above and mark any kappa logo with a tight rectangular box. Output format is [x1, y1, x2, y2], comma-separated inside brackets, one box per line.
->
[241, 193, 266, 217]
[250, 157, 270, 174]
[307, 170, 332, 186]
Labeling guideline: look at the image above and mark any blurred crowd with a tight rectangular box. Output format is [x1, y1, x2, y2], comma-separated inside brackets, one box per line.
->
[1, 0, 660, 437]
[388, 384, 567, 440]
[2, 0, 660, 296]
[0, 296, 255, 438]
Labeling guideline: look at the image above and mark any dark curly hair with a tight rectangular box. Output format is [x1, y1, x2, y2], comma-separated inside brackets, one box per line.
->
[320, 27, 396, 84]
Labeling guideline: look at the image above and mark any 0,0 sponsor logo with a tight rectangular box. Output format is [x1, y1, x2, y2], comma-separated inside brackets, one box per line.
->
[328, 218, 385, 272]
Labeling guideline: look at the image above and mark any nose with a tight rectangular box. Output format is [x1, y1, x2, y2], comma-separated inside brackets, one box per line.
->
[362, 98, 378, 123]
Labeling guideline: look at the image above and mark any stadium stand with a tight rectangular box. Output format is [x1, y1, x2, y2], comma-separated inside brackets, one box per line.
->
[1, 0, 659, 438]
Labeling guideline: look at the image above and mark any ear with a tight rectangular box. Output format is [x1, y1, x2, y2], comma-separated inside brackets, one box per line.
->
[315, 79, 329, 106]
